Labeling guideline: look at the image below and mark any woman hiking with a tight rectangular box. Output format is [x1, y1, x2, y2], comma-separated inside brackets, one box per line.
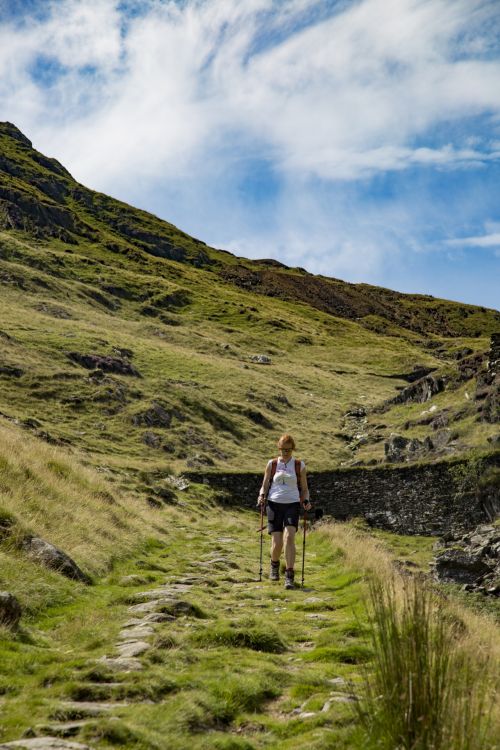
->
[257, 434, 311, 589]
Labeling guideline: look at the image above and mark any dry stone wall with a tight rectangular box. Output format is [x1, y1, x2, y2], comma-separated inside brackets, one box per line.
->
[186, 452, 499, 536]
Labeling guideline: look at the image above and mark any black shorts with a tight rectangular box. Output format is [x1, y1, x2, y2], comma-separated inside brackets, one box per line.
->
[267, 501, 301, 534]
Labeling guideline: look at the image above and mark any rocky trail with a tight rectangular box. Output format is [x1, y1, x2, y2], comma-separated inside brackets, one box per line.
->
[0, 505, 368, 750]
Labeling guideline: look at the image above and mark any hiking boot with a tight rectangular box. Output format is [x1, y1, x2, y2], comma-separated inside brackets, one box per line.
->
[270, 560, 280, 581]
[284, 568, 295, 590]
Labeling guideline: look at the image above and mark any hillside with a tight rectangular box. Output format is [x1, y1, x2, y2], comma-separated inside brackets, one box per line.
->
[0, 121, 498, 479]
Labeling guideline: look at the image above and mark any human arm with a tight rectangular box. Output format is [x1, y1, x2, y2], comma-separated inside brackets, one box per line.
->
[257, 461, 272, 506]
[300, 465, 312, 511]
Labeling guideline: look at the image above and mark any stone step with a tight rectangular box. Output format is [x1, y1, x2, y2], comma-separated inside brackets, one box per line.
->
[115, 640, 150, 658]
[127, 599, 174, 614]
[123, 612, 171, 627]
[36, 724, 90, 740]
[118, 626, 154, 641]
[97, 656, 143, 672]
[0, 739, 93, 749]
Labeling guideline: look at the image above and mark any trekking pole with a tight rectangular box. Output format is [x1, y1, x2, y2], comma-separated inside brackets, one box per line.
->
[301, 506, 308, 588]
[258, 501, 265, 582]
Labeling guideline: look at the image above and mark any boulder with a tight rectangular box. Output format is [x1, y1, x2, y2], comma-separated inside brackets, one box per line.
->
[250, 354, 272, 364]
[432, 522, 500, 594]
[384, 434, 426, 462]
[429, 411, 450, 430]
[434, 549, 494, 584]
[427, 429, 454, 451]
[22, 537, 91, 584]
[0, 591, 22, 629]
[165, 475, 189, 491]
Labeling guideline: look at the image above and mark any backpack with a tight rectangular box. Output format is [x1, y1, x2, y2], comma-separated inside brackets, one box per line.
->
[268, 458, 302, 499]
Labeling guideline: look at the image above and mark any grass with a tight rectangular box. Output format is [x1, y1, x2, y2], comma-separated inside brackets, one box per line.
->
[357, 578, 494, 750]
[192, 624, 288, 653]
[0, 481, 498, 748]
[319, 521, 500, 748]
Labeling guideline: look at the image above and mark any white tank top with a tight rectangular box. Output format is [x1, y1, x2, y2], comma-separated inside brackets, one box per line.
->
[267, 457, 305, 504]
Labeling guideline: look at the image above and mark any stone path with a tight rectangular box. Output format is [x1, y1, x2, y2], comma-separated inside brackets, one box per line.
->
[0, 570, 218, 750]
[1, 535, 359, 749]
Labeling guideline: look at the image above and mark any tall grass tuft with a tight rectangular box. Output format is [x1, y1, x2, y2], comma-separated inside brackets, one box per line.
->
[357, 578, 493, 750]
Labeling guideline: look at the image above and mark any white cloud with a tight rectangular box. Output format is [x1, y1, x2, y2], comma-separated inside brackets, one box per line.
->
[1, 0, 500, 187]
[446, 232, 500, 248]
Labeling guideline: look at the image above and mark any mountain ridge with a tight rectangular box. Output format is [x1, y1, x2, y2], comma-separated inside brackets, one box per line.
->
[1, 121, 498, 340]
[0, 121, 498, 474]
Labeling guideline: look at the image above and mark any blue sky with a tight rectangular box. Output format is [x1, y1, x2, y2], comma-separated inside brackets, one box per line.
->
[0, 0, 499, 309]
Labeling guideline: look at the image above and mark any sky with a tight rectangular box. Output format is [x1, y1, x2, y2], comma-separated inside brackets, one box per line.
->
[0, 0, 499, 309]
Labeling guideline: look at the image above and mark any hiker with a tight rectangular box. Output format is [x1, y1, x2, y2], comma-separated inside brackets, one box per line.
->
[257, 434, 311, 589]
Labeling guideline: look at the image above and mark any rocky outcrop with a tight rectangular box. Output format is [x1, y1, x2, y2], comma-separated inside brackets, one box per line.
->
[0, 591, 22, 629]
[131, 402, 181, 428]
[381, 365, 436, 383]
[67, 352, 140, 377]
[384, 429, 458, 463]
[385, 434, 428, 462]
[142, 431, 162, 448]
[456, 351, 487, 381]
[0, 186, 97, 244]
[22, 537, 91, 584]
[432, 524, 500, 595]
[376, 374, 445, 413]
[476, 374, 499, 423]
[488, 332, 500, 374]
[0, 362, 24, 378]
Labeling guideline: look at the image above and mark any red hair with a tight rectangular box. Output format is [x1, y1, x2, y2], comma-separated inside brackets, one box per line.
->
[277, 433, 296, 449]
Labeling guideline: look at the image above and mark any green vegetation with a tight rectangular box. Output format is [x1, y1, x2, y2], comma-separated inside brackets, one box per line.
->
[0, 121, 498, 477]
[0, 122, 498, 748]
[357, 579, 493, 750]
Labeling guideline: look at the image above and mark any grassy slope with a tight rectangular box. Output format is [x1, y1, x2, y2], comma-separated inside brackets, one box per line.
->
[1, 469, 498, 748]
[1, 121, 499, 474]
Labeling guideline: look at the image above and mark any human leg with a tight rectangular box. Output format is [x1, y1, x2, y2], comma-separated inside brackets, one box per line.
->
[271, 531, 283, 562]
[283, 525, 297, 569]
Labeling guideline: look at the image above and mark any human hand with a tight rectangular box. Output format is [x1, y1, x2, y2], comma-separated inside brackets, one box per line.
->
[257, 495, 266, 507]
[303, 501, 312, 512]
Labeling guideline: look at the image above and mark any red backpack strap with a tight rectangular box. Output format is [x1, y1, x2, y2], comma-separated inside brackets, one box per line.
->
[295, 459, 303, 498]
[267, 458, 278, 498]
